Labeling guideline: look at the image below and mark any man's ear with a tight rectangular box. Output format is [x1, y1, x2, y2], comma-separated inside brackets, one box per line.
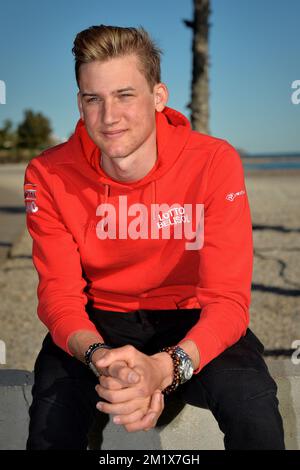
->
[154, 83, 169, 112]
[77, 91, 84, 121]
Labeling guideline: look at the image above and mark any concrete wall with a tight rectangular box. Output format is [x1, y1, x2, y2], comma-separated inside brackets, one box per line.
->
[0, 359, 299, 450]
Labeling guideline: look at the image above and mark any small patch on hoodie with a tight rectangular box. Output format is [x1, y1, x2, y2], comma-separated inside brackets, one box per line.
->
[226, 190, 245, 202]
[24, 183, 39, 213]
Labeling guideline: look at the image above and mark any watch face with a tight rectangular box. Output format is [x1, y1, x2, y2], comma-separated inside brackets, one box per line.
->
[183, 361, 194, 381]
[175, 347, 194, 383]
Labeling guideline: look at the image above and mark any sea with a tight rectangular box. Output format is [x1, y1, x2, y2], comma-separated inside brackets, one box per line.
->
[242, 152, 300, 170]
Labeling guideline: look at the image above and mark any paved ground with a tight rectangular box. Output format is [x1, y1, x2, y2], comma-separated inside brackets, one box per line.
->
[0, 163, 47, 369]
[0, 163, 299, 371]
[245, 171, 300, 352]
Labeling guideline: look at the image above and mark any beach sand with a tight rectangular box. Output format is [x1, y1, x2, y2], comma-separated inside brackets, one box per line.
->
[0, 168, 299, 371]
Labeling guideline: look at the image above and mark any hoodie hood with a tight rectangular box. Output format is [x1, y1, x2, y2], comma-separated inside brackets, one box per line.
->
[75, 106, 191, 186]
[71, 107, 192, 216]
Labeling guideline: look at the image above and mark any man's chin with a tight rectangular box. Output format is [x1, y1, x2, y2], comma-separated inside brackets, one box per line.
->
[100, 147, 132, 160]
[102, 152, 127, 160]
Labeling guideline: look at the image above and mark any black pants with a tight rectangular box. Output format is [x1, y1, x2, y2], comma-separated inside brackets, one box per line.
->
[26, 307, 285, 450]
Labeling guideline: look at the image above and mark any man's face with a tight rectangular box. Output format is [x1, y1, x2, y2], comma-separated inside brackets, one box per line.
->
[77, 54, 168, 160]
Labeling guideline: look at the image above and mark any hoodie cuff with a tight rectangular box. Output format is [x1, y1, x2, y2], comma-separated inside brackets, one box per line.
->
[182, 326, 222, 374]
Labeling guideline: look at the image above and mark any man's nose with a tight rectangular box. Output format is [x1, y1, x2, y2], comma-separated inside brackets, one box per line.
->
[102, 101, 120, 126]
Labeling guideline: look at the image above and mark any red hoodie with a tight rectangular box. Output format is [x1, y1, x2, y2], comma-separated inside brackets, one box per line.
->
[24, 106, 253, 373]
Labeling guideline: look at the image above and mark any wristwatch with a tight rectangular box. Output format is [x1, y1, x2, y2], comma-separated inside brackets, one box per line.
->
[161, 345, 194, 395]
[174, 346, 194, 384]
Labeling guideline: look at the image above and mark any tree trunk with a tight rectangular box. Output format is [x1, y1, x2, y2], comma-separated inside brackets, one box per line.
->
[185, 0, 211, 134]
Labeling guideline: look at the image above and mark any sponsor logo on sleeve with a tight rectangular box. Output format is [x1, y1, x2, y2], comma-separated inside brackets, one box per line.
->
[24, 183, 39, 213]
[226, 190, 245, 202]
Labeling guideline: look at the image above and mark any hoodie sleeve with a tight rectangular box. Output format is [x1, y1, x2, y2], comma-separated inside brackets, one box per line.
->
[182, 142, 253, 373]
[24, 156, 100, 354]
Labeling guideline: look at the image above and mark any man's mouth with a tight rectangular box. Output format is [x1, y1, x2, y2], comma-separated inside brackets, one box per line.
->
[102, 129, 127, 139]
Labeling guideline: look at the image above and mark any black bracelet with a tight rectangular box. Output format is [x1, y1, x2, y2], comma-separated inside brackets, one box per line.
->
[84, 342, 112, 366]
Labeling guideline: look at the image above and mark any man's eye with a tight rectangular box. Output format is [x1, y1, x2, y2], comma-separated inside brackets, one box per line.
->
[119, 94, 133, 98]
[87, 97, 100, 103]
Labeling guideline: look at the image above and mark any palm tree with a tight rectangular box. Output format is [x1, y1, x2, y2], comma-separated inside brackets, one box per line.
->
[184, 0, 211, 134]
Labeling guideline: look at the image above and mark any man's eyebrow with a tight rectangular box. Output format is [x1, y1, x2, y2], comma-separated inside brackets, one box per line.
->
[114, 87, 136, 93]
[81, 87, 136, 98]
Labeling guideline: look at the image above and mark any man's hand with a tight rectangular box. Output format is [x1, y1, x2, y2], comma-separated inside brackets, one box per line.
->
[96, 386, 164, 432]
[95, 344, 173, 399]
[92, 346, 165, 431]
[92, 347, 141, 384]
[67, 330, 166, 431]
[93, 345, 173, 432]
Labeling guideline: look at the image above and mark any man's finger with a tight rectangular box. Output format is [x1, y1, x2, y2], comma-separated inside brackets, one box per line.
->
[98, 376, 124, 391]
[108, 363, 140, 385]
[95, 345, 137, 369]
[113, 409, 145, 425]
[149, 390, 164, 413]
[96, 395, 149, 416]
[117, 392, 163, 433]
[96, 382, 145, 404]
[96, 360, 127, 378]
[125, 412, 158, 433]
[142, 391, 164, 431]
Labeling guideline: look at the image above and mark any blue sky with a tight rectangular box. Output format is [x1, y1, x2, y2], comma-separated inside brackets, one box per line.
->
[0, 0, 299, 154]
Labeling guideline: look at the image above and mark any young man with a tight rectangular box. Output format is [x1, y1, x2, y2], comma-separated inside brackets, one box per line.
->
[24, 25, 285, 450]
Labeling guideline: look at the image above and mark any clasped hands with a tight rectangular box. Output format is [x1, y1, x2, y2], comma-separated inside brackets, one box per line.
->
[93, 345, 173, 432]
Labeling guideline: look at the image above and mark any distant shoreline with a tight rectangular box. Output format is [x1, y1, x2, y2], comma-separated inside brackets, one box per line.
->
[242, 155, 300, 171]
[1, 159, 300, 177]
[245, 168, 300, 177]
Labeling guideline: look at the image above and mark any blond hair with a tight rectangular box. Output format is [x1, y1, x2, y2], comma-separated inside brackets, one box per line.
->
[72, 25, 162, 91]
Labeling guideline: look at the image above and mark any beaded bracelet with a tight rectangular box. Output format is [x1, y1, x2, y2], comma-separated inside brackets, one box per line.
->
[160, 346, 181, 395]
[84, 342, 112, 366]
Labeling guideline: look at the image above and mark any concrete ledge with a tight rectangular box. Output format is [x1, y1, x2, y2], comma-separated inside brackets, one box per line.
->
[0, 370, 33, 450]
[0, 359, 299, 450]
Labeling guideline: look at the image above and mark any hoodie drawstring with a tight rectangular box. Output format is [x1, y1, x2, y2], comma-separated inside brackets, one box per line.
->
[151, 180, 157, 221]
[103, 184, 110, 205]
[98, 184, 110, 232]
[99, 180, 157, 230]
